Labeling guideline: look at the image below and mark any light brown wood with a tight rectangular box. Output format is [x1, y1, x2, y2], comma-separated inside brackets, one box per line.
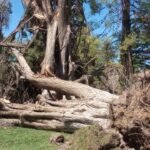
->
[0, 98, 113, 132]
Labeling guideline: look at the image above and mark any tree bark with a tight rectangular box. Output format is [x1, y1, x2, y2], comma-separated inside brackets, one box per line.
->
[0, 97, 114, 132]
[9, 48, 118, 131]
[121, 0, 133, 78]
[41, 19, 58, 75]
[57, 0, 71, 78]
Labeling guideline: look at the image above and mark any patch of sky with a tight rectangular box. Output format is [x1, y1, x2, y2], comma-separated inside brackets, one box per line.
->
[3, 0, 24, 36]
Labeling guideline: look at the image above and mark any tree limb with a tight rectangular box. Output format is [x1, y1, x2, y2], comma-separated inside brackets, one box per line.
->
[0, 42, 26, 48]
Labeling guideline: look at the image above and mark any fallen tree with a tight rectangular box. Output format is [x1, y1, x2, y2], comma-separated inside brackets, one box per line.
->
[0, 96, 115, 132]
[0, 0, 119, 131]
[12, 48, 118, 102]
[0, 47, 118, 131]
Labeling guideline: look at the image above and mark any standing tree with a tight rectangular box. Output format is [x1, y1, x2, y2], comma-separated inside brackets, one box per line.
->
[120, 0, 133, 77]
[85, 0, 134, 77]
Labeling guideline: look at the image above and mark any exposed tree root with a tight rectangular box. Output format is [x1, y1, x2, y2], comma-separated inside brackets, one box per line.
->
[113, 83, 150, 150]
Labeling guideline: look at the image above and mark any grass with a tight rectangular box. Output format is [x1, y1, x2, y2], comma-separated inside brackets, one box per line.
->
[0, 127, 70, 150]
[69, 124, 120, 150]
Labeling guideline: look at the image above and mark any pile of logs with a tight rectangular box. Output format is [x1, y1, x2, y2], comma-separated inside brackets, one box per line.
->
[0, 97, 116, 133]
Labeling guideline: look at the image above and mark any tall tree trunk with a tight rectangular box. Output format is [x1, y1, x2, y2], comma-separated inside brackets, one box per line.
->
[41, 19, 58, 76]
[39, 0, 71, 80]
[121, 0, 133, 78]
[57, 0, 71, 79]
[39, 0, 72, 98]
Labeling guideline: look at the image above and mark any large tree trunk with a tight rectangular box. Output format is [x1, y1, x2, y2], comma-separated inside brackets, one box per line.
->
[0, 96, 114, 132]
[35, 0, 71, 98]
[57, 0, 71, 79]
[121, 0, 133, 78]
[41, 19, 58, 75]
[35, 0, 71, 80]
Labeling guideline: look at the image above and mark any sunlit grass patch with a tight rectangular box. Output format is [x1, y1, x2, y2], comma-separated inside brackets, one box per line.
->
[0, 127, 70, 150]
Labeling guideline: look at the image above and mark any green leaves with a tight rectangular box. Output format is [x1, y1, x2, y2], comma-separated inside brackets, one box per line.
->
[120, 33, 137, 51]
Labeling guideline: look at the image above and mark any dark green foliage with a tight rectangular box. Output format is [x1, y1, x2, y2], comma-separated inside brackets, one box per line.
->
[75, 27, 115, 67]
[0, 31, 45, 102]
[88, 0, 102, 14]
[0, 50, 10, 97]
[72, 27, 116, 88]
[131, 0, 150, 71]
[0, 50, 41, 103]
[25, 31, 45, 72]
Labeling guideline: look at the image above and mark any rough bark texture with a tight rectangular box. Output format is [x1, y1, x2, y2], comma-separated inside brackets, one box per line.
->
[121, 0, 133, 77]
[41, 20, 58, 75]
[0, 98, 113, 132]
[28, 0, 71, 80]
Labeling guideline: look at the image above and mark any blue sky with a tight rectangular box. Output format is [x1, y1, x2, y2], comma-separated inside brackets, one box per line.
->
[4, 1, 117, 39]
[4, 1, 102, 37]
[3, 0, 24, 36]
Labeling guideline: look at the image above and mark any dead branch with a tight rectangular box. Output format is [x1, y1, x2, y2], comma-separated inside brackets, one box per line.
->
[0, 42, 26, 48]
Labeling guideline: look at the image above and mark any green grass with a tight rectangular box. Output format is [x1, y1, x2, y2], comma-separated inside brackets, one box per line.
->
[0, 127, 70, 150]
